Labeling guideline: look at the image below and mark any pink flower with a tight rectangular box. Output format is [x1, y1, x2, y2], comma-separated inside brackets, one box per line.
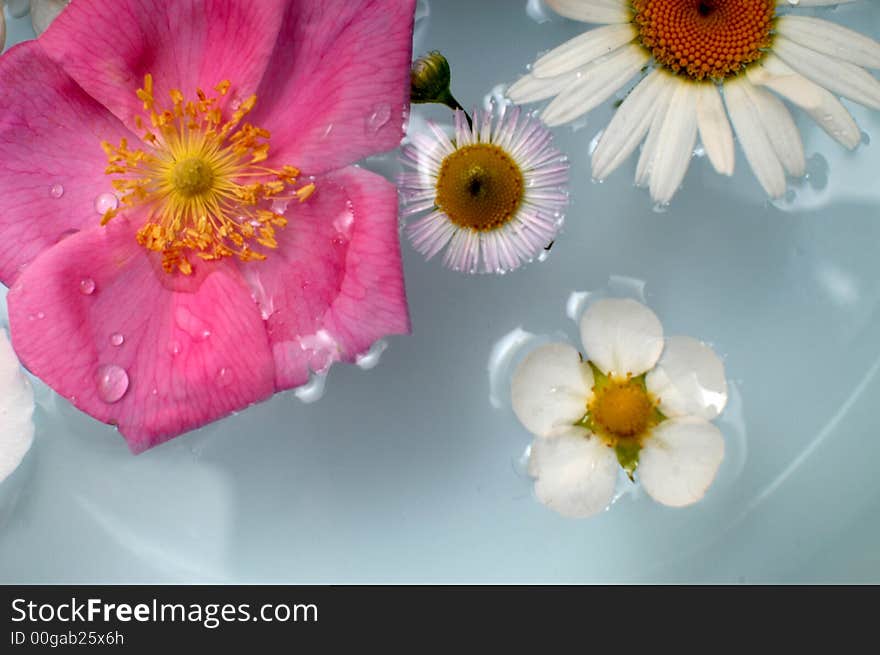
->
[0, 0, 414, 452]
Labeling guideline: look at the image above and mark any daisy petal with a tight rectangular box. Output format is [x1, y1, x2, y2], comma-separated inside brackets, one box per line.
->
[724, 78, 786, 198]
[776, 0, 855, 8]
[774, 36, 880, 110]
[580, 298, 664, 378]
[528, 429, 618, 518]
[0, 329, 34, 483]
[592, 70, 664, 181]
[511, 343, 592, 438]
[635, 75, 675, 187]
[541, 44, 648, 126]
[639, 417, 725, 508]
[696, 83, 735, 176]
[544, 0, 632, 24]
[745, 83, 805, 177]
[647, 336, 728, 421]
[532, 23, 636, 78]
[508, 70, 580, 104]
[747, 55, 861, 150]
[778, 16, 880, 70]
[649, 82, 699, 204]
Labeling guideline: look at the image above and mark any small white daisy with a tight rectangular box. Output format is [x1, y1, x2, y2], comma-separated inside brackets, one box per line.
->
[511, 298, 728, 518]
[0, 328, 34, 483]
[508, 0, 880, 203]
[399, 106, 569, 274]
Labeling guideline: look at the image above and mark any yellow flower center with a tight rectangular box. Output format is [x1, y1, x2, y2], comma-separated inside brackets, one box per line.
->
[172, 158, 215, 197]
[588, 374, 661, 444]
[100, 75, 315, 275]
[632, 0, 775, 81]
[435, 143, 524, 231]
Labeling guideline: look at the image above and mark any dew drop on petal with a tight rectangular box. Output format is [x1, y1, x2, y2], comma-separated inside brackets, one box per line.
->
[230, 96, 242, 111]
[169, 341, 182, 357]
[174, 306, 212, 341]
[49, 183, 64, 199]
[79, 278, 96, 295]
[94, 192, 119, 215]
[270, 198, 289, 214]
[109, 333, 124, 347]
[355, 340, 388, 370]
[216, 367, 234, 387]
[366, 103, 391, 133]
[95, 364, 129, 404]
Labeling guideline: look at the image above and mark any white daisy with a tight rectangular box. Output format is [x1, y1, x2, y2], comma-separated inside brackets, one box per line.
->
[399, 106, 569, 274]
[511, 298, 728, 517]
[508, 0, 880, 203]
[0, 328, 34, 483]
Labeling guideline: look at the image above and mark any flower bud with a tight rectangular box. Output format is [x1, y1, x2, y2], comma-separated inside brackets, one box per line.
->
[410, 51, 453, 105]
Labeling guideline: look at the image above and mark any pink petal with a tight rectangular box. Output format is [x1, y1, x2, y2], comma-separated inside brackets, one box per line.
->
[0, 41, 137, 285]
[38, 0, 289, 132]
[6, 220, 275, 453]
[244, 166, 410, 389]
[253, 0, 416, 174]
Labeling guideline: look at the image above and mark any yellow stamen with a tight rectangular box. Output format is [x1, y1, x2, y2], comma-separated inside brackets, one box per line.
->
[101, 75, 314, 274]
[586, 371, 662, 445]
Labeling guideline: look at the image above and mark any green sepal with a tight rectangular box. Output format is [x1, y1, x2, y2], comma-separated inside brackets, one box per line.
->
[615, 440, 642, 481]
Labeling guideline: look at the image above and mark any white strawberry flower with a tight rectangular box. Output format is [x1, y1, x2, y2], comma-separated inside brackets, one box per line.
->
[511, 298, 728, 517]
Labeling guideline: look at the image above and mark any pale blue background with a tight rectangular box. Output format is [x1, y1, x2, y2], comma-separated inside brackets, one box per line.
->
[1, 0, 879, 582]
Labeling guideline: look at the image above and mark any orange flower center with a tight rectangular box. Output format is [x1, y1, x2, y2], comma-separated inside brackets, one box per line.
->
[100, 75, 315, 275]
[435, 144, 524, 231]
[588, 376, 660, 442]
[632, 0, 775, 81]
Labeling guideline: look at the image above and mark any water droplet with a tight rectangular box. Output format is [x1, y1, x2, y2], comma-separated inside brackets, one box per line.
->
[95, 364, 129, 403]
[271, 198, 289, 214]
[487, 327, 539, 409]
[174, 306, 212, 341]
[294, 373, 327, 403]
[109, 333, 124, 347]
[36, 312, 45, 319]
[216, 367, 234, 387]
[230, 96, 242, 111]
[525, 0, 552, 23]
[169, 341, 182, 357]
[79, 278, 96, 295]
[355, 340, 388, 370]
[94, 192, 119, 215]
[49, 183, 64, 199]
[333, 201, 354, 236]
[366, 103, 391, 133]
[151, 388, 159, 396]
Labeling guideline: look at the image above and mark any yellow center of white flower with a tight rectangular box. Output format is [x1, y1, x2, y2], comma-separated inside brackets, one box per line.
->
[632, 0, 775, 81]
[100, 75, 315, 275]
[435, 143, 524, 231]
[588, 375, 661, 444]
